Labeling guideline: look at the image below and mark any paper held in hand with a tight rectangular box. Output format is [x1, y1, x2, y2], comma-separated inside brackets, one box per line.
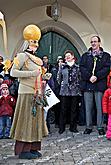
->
[44, 84, 60, 112]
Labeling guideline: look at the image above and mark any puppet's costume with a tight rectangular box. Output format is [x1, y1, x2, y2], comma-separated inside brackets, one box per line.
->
[10, 25, 48, 159]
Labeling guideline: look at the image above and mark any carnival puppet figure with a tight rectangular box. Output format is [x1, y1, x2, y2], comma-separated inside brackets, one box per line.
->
[10, 24, 49, 159]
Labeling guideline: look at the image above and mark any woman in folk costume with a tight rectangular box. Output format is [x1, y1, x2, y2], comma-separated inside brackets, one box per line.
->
[10, 24, 48, 159]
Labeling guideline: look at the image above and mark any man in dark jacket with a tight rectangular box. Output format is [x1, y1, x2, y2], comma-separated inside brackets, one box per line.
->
[80, 36, 110, 135]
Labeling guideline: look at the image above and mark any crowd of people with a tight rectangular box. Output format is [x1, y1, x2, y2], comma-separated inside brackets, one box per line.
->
[0, 24, 111, 159]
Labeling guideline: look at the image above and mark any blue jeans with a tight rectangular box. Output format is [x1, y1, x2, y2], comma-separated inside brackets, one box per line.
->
[84, 92, 103, 129]
[0, 116, 12, 138]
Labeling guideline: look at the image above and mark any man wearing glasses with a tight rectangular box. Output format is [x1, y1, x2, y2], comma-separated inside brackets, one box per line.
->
[80, 36, 110, 135]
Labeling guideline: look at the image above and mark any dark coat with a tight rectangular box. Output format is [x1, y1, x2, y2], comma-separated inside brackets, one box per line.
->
[0, 95, 16, 117]
[51, 65, 61, 96]
[80, 48, 110, 92]
[58, 63, 81, 96]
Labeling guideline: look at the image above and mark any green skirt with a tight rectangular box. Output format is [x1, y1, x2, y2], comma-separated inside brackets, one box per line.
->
[10, 94, 48, 142]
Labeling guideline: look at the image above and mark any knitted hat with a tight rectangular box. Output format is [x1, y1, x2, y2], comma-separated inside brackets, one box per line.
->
[57, 56, 63, 61]
[0, 83, 8, 90]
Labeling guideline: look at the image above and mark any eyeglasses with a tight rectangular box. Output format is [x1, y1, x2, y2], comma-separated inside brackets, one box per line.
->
[90, 41, 98, 43]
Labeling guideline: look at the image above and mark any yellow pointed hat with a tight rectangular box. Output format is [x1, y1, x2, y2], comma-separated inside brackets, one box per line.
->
[23, 24, 41, 41]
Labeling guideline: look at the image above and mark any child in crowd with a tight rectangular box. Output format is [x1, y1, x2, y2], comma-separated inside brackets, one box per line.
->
[102, 70, 111, 140]
[0, 83, 16, 138]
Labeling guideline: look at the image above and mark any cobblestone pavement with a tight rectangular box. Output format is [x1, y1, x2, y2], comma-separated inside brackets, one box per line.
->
[0, 125, 111, 165]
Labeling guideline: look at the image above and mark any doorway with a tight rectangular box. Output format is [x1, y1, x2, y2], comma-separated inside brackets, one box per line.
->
[36, 31, 80, 64]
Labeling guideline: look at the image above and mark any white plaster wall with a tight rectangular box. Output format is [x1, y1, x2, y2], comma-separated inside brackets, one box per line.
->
[0, 28, 4, 56]
[60, 7, 97, 51]
[72, 0, 111, 54]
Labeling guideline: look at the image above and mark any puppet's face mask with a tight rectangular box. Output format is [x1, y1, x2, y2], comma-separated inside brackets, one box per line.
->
[29, 40, 39, 47]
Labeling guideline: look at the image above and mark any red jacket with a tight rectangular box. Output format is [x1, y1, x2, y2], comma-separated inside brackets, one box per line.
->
[107, 71, 111, 88]
[102, 88, 111, 114]
[0, 95, 16, 117]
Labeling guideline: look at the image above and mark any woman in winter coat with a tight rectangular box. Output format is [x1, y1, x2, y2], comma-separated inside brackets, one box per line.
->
[58, 50, 81, 134]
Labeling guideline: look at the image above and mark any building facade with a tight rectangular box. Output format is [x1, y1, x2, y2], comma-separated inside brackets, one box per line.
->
[0, 0, 111, 62]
